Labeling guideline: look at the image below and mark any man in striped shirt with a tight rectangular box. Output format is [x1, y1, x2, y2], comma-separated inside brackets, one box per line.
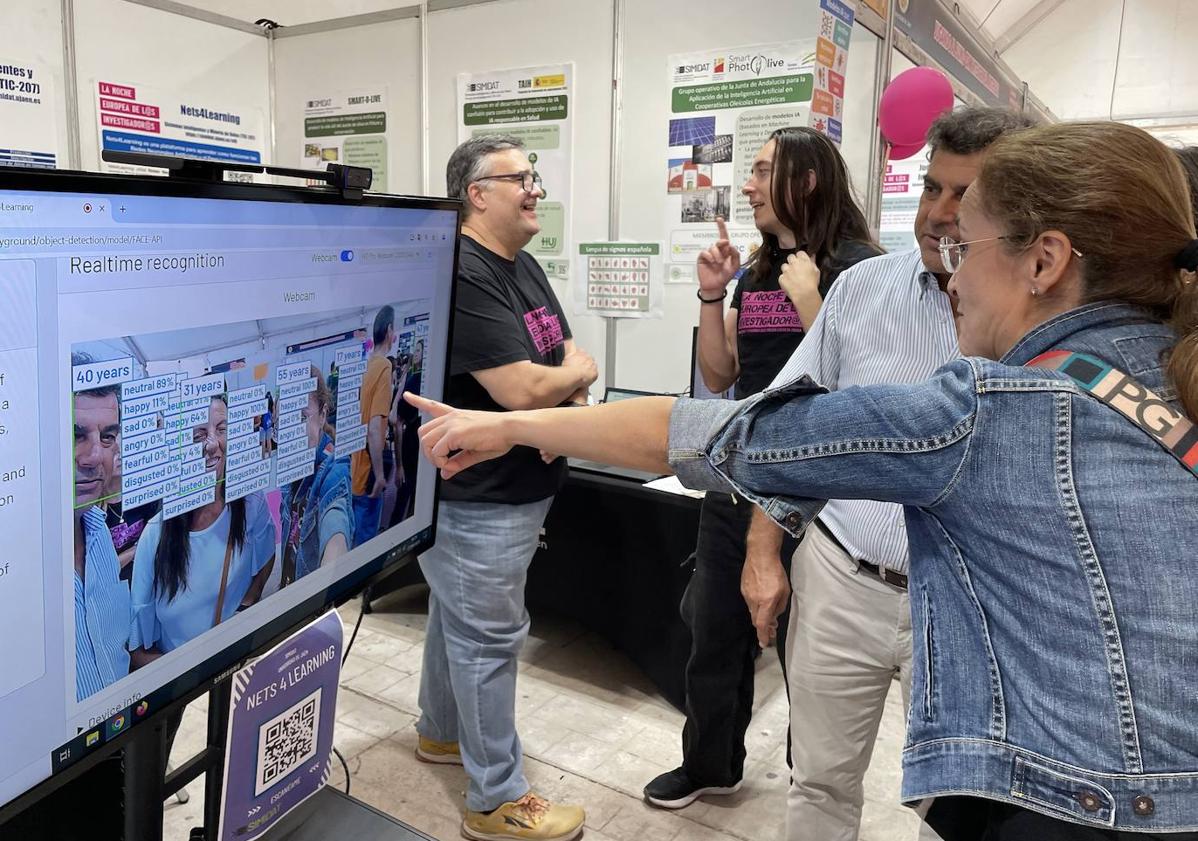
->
[72, 357, 132, 701]
[740, 108, 1036, 841]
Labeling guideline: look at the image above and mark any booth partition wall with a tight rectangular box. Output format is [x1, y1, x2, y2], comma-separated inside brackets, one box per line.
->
[8, 0, 1053, 396]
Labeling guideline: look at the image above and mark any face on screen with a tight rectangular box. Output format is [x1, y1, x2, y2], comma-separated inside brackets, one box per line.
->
[193, 397, 228, 482]
[302, 392, 326, 450]
[73, 392, 120, 507]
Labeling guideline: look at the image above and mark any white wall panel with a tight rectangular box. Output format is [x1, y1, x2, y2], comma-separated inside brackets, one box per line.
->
[427, 0, 614, 387]
[72, 0, 270, 172]
[5, 0, 894, 396]
[0, 0, 71, 166]
[273, 18, 422, 192]
[614, 1, 876, 393]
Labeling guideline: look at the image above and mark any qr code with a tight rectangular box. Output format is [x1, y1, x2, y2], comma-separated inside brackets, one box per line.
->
[254, 687, 322, 795]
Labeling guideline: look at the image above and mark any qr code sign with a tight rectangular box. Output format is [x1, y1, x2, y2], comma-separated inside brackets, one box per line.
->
[254, 687, 322, 796]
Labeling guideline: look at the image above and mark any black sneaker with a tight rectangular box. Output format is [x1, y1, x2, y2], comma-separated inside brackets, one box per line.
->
[643, 767, 742, 810]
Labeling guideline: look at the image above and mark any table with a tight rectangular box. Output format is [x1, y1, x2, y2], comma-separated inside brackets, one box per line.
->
[524, 461, 701, 710]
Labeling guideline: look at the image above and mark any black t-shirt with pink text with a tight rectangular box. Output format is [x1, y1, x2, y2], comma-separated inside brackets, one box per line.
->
[443, 235, 573, 504]
[730, 240, 880, 399]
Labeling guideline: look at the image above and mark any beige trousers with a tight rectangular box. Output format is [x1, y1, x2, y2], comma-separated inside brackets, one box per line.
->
[784, 524, 934, 841]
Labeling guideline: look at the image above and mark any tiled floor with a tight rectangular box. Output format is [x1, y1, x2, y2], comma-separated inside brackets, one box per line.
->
[163, 585, 923, 841]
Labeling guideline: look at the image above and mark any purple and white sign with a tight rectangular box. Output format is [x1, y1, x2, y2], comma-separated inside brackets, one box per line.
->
[218, 609, 344, 841]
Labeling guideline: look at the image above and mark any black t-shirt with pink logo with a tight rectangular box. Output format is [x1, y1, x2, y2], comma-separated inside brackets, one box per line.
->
[443, 235, 573, 504]
[730, 240, 880, 399]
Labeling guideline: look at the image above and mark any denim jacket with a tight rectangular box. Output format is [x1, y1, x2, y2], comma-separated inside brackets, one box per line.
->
[279, 433, 354, 582]
[669, 302, 1198, 831]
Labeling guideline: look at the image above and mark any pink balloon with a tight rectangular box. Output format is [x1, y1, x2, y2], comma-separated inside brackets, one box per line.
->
[888, 142, 925, 161]
[878, 67, 954, 148]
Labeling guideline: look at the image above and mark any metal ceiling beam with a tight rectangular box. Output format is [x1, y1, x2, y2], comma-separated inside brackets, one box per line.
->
[993, 0, 1069, 53]
[118, 0, 265, 35]
[854, 2, 887, 38]
[60, 0, 82, 168]
[426, 0, 501, 11]
[272, 6, 420, 38]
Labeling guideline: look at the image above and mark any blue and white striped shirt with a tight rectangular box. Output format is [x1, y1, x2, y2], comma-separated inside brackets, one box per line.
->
[75, 506, 131, 701]
[769, 249, 959, 575]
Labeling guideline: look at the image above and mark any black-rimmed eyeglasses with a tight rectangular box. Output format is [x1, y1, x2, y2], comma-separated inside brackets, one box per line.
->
[474, 171, 543, 194]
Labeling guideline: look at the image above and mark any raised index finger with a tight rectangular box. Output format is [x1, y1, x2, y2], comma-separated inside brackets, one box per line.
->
[715, 216, 729, 242]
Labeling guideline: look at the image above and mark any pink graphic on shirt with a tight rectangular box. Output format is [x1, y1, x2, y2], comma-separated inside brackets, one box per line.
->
[738, 290, 804, 333]
[524, 306, 565, 355]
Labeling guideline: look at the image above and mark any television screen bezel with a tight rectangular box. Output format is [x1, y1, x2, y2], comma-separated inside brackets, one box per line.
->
[0, 165, 461, 824]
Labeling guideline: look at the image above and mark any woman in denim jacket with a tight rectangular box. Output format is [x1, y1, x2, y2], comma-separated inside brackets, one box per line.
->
[279, 364, 353, 585]
[407, 122, 1198, 840]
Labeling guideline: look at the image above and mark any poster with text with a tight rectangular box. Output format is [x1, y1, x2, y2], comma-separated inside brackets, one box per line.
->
[807, 0, 858, 144]
[218, 609, 343, 841]
[0, 56, 58, 168]
[95, 80, 265, 182]
[575, 242, 663, 319]
[457, 64, 573, 281]
[879, 148, 928, 253]
[666, 43, 814, 282]
[301, 88, 388, 191]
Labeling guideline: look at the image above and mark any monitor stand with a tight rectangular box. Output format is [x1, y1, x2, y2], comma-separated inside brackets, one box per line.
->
[122, 678, 233, 841]
[258, 787, 435, 841]
[122, 673, 432, 841]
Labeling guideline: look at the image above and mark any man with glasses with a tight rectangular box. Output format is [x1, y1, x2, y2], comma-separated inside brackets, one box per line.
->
[413, 135, 595, 841]
[71, 352, 132, 701]
[740, 108, 1035, 841]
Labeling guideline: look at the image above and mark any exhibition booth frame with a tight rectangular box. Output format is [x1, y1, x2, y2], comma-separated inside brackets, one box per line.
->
[27, 0, 1052, 394]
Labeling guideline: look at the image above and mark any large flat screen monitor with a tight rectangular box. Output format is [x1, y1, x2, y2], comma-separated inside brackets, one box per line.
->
[0, 168, 459, 819]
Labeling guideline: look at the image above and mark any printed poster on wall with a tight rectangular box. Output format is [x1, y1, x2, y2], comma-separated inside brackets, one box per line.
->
[575, 242, 663, 319]
[95, 80, 266, 181]
[457, 63, 573, 281]
[0, 56, 58, 168]
[878, 148, 928, 252]
[218, 609, 343, 841]
[301, 88, 388, 191]
[808, 0, 858, 144]
[665, 42, 814, 284]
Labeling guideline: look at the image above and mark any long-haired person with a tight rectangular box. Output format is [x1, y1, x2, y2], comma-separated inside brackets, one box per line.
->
[645, 126, 880, 809]
[129, 394, 276, 663]
[408, 121, 1198, 840]
[279, 365, 352, 585]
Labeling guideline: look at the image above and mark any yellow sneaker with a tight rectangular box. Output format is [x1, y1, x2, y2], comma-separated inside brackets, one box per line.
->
[462, 792, 584, 841]
[415, 735, 463, 765]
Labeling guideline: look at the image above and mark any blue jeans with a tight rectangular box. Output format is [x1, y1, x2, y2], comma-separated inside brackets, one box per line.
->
[352, 493, 383, 548]
[416, 497, 553, 812]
